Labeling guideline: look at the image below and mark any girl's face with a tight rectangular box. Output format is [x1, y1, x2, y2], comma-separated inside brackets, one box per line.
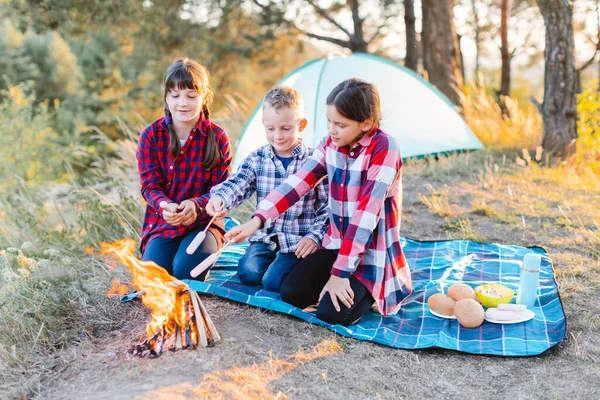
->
[166, 87, 204, 125]
[326, 105, 374, 149]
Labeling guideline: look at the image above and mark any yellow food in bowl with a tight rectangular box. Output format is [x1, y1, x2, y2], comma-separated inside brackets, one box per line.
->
[474, 283, 514, 308]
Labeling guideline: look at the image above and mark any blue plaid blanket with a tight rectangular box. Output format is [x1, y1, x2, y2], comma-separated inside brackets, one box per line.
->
[184, 219, 566, 356]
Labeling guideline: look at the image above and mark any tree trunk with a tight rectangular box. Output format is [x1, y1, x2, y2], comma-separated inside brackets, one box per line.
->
[404, 0, 418, 71]
[471, 0, 481, 77]
[536, 0, 578, 161]
[457, 33, 466, 80]
[348, 0, 368, 52]
[499, 0, 512, 97]
[422, 0, 464, 106]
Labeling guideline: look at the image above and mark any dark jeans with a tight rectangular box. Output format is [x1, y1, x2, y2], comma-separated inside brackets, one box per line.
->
[142, 228, 219, 281]
[237, 242, 300, 292]
[279, 249, 375, 326]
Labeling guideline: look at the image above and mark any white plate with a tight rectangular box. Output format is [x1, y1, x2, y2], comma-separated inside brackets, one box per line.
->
[484, 309, 535, 324]
[429, 309, 456, 319]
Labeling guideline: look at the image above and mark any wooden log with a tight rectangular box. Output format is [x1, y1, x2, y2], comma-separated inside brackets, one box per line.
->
[194, 292, 221, 344]
[189, 288, 209, 347]
[175, 325, 182, 350]
[175, 291, 183, 350]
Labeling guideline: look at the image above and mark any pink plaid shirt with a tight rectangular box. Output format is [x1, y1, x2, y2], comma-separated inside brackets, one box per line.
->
[254, 129, 412, 315]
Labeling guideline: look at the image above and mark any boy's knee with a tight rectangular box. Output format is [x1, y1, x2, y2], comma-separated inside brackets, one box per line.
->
[237, 270, 263, 285]
[261, 274, 282, 292]
[237, 265, 263, 285]
[237, 254, 268, 285]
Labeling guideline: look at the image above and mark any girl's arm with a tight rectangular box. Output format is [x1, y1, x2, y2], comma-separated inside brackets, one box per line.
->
[226, 138, 328, 243]
[254, 139, 328, 224]
[193, 128, 232, 211]
[136, 126, 173, 212]
[209, 151, 258, 210]
[331, 136, 402, 278]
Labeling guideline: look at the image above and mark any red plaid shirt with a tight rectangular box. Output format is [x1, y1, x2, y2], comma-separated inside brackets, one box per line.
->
[136, 117, 232, 252]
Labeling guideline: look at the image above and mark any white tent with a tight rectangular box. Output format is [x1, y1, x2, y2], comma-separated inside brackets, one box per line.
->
[232, 53, 483, 170]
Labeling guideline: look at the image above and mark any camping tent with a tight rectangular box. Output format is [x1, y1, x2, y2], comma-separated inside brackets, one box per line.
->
[232, 53, 483, 170]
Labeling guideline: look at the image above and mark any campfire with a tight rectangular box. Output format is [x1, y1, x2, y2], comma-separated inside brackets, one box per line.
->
[101, 239, 220, 358]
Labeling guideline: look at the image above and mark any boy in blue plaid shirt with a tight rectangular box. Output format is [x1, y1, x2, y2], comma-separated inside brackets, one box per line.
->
[206, 86, 329, 291]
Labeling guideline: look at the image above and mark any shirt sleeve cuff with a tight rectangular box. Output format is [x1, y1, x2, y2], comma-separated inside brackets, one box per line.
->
[252, 211, 268, 224]
[192, 196, 209, 212]
[303, 233, 322, 247]
[330, 267, 353, 279]
[212, 193, 231, 210]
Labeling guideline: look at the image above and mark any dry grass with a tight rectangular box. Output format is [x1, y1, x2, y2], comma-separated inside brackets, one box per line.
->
[417, 185, 458, 218]
[461, 84, 542, 150]
[1, 86, 599, 399]
[18, 145, 599, 400]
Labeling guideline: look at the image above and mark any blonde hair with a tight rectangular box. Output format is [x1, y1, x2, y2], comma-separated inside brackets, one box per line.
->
[263, 85, 304, 116]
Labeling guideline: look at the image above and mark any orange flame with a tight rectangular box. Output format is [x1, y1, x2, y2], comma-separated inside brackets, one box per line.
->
[108, 278, 129, 296]
[100, 238, 190, 340]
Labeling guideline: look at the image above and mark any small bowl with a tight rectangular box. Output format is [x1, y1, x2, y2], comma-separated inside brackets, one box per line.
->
[474, 283, 514, 308]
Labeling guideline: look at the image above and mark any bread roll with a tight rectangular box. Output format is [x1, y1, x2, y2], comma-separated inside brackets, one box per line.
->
[454, 299, 485, 328]
[428, 293, 456, 316]
[448, 283, 477, 301]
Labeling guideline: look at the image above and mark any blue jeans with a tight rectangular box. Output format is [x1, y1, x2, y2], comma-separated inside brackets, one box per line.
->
[237, 242, 300, 292]
[142, 228, 219, 281]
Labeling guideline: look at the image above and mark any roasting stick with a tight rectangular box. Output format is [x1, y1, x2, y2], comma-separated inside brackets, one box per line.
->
[186, 205, 224, 255]
[189, 240, 234, 278]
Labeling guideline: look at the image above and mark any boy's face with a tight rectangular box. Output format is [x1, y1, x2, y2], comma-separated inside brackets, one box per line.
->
[262, 105, 307, 157]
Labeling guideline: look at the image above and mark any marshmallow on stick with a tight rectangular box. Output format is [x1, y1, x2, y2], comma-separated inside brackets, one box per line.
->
[190, 241, 233, 278]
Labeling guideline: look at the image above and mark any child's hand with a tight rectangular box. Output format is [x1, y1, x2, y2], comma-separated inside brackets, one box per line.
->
[206, 197, 227, 219]
[160, 201, 184, 226]
[319, 275, 354, 312]
[177, 200, 198, 226]
[295, 237, 318, 259]
[225, 216, 263, 243]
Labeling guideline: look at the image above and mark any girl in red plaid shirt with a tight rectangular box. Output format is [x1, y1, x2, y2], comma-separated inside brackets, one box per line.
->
[227, 79, 412, 326]
[136, 58, 232, 280]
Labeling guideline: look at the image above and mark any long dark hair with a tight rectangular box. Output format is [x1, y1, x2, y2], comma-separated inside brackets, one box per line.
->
[326, 78, 381, 128]
[163, 58, 220, 169]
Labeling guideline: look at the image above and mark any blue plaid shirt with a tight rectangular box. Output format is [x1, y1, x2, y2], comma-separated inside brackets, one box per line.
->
[210, 141, 329, 253]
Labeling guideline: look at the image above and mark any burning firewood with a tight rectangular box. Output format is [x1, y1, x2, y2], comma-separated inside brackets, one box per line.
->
[100, 239, 221, 358]
[131, 288, 221, 358]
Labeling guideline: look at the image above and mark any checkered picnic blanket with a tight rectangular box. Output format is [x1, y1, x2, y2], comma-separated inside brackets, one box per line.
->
[184, 219, 566, 356]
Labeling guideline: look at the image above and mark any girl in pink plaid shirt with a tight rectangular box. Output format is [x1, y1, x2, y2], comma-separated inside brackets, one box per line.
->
[226, 79, 412, 326]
